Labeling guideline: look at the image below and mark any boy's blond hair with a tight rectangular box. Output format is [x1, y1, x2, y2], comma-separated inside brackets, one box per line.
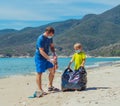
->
[74, 43, 82, 49]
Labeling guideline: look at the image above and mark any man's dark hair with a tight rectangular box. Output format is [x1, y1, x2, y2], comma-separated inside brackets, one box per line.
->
[45, 26, 55, 34]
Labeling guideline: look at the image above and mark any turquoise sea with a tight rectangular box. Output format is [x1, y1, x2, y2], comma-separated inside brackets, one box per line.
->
[0, 57, 120, 78]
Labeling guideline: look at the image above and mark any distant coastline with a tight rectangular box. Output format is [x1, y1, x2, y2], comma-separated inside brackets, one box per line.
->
[0, 56, 120, 78]
[0, 54, 120, 58]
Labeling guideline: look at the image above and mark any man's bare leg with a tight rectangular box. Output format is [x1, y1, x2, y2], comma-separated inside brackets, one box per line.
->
[36, 73, 42, 91]
[48, 68, 55, 87]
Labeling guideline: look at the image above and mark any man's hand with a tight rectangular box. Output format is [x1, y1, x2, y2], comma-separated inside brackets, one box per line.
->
[53, 55, 57, 61]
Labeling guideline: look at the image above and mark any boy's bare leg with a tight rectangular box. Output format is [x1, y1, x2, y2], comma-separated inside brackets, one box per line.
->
[48, 68, 55, 87]
[36, 73, 42, 91]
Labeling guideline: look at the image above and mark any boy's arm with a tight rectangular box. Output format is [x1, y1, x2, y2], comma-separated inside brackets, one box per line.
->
[68, 58, 73, 69]
[80, 59, 86, 67]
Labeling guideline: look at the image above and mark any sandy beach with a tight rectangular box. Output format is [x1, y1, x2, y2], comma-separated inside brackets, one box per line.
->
[0, 63, 120, 106]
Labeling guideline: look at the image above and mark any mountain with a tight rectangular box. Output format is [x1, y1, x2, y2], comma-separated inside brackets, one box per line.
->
[0, 29, 18, 36]
[0, 19, 79, 57]
[89, 43, 120, 56]
[0, 5, 120, 57]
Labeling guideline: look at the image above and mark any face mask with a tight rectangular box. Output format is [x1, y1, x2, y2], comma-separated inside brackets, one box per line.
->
[75, 50, 81, 53]
[48, 36, 53, 39]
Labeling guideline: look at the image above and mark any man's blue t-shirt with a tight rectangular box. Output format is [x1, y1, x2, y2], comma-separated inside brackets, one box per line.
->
[35, 34, 53, 61]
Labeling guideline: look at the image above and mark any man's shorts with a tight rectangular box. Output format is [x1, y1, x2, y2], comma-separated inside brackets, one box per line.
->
[35, 58, 54, 73]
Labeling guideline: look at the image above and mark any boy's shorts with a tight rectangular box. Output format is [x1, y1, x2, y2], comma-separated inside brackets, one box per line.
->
[35, 58, 54, 73]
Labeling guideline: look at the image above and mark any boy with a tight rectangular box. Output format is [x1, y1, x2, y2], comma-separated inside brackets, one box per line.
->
[68, 43, 86, 70]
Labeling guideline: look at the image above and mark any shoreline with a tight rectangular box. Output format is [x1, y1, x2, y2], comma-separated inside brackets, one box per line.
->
[0, 63, 120, 106]
[0, 60, 120, 79]
[86, 60, 120, 69]
[0, 55, 120, 58]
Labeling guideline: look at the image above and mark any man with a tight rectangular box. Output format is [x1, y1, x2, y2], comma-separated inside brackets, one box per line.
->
[34, 26, 58, 97]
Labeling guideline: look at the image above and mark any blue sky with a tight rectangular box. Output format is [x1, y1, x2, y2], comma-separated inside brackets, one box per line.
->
[0, 0, 120, 30]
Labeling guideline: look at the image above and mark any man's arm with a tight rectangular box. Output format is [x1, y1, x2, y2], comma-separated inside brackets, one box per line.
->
[50, 43, 56, 55]
[39, 48, 50, 60]
[50, 43, 58, 65]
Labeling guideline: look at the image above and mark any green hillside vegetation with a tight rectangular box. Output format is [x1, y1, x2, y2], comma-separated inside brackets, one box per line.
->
[0, 5, 120, 57]
[0, 29, 18, 36]
[89, 43, 120, 56]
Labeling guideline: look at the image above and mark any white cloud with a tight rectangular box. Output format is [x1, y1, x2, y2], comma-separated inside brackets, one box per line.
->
[82, 0, 120, 6]
[0, 0, 119, 22]
[0, 0, 119, 29]
[33, 0, 120, 6]
[0, 5, 56, 21]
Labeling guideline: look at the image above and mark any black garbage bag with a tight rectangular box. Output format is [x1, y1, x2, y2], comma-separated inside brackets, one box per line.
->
[61, 67, 87, 91]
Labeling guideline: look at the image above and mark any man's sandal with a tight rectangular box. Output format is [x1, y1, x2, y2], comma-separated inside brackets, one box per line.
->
[33, 90, 48, 97]
[48, 86, 59, 92]
[33, 91, 43, 97]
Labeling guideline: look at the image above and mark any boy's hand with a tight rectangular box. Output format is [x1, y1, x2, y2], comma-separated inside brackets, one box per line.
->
[80, 64, 84, 67]
[67, 66, 70, 69]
